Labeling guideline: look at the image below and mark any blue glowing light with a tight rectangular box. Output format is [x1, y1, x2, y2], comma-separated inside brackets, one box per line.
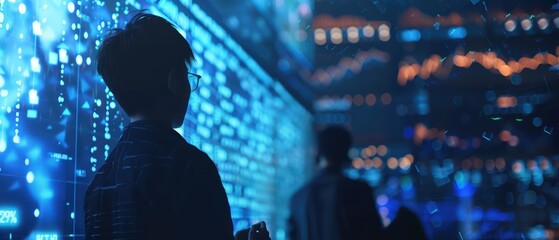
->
[448, 27, 467, 39]
[34, 232, 58, 240]
[400, 29, 421, 42]
[0, 209, 18, 226]
[26, 171, 34, 184]
[454, 171, 468, 189]
[403, 126, 414, 139]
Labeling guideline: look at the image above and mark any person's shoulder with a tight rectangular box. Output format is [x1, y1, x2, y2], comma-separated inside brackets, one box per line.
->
[397, 206, 420, 220]
[341, 176, 373, 192]
[293, 182, 311, 195]
[290, 181, 312, 205]
[175, 142, 217, 170]
[342, 175, 369, 186]
[175, 140, 203, 157]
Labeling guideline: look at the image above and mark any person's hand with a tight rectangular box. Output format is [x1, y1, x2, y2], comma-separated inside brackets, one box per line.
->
[234, 221, 271, 240]
[248, 221, 270, 240]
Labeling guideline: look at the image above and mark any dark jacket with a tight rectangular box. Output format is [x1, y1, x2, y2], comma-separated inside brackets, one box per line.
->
[385, 207, 428, 240]
[288, 168, 384, 240]
[84, 120, 234, 239]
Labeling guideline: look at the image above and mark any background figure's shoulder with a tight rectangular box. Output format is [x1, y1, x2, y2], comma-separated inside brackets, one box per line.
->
[340, 176, 374, 194]
[290, 181, 311, 206]
[342, 175, 371, 187]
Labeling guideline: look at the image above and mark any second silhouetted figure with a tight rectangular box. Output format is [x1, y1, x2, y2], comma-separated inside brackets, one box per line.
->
[288, 126, 384, 240]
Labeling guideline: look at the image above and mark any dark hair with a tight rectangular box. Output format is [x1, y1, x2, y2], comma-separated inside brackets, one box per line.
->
[317, 126, 352, 167]
[97, 12, 195, 116]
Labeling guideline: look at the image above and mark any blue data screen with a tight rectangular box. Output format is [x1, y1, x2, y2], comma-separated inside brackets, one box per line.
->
[0, 0, 312, 239]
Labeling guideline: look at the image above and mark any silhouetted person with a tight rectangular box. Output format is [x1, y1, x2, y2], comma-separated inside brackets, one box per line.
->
[288, 126, 384, 240]
[385, 206, 428, 240]
[84, 13, 257, 239]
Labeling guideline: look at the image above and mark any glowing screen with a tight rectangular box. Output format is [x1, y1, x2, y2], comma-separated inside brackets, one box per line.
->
[0, 0, 312, 239]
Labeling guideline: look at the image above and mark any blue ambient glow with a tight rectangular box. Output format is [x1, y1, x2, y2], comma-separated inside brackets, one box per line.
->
[0, 0, 311, 239]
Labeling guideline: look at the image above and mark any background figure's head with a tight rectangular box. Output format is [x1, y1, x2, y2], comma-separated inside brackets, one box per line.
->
[317, 126, 352, 170]
[97, 12, 196, 128]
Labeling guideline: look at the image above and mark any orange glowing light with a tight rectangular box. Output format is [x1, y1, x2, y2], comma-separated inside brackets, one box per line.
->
[494, 58, 506, 68]
[453, 55, 471, 68]
[397, 66, 408, 85]
[497, 96, 517, 108]
[352, 157, 364, 169]
[327, 66, 343, 79]
[496, 158, 506, 170]
[512, 161, 523, 174]
[397, 75, 407, 86]
[544, 229, 556, 239]
[519, 57, 539, 70]
[414, 123, 428, 144]
[499, 130, 512, 142]
[399, 157, 412, 170]
[381, 93, 392, 105]
[368, 145, 377, 156]
[373, 157, 383, 169]
[466, 52, 475, 60]
[365, 159, 374, 169]
[349, 59, 362, 73]
[431, 55, 441, 71]
[508, 136, 519, 147]
[507, 60, 521, 73]
[396, 51, 559, 86]
[405, 154, 415, 163]
[405, 66, 415, 81]
[387, 157, 398, 169]
[353, 94, 364, 106]
[411, 63, 421, 76]
[366, 94, 376, 106]
[377, 145, 388, 156]
[545, 53, 558, 65]
[361, 148, 371, 158]
[527, 160, 536, 170]
[486, 159, 495, 171]
[498, 64, 512, 77]
[478, 53, 487, 61]
[541, 159, 549, 170]
[481, 52, 495, 69]
[533, 53, 544, 63]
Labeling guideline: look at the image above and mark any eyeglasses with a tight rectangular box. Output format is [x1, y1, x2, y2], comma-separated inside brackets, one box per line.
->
[188, 72, 201, 92]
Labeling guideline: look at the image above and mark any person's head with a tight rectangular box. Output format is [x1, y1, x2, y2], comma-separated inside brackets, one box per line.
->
[317, 126, 352, 169]
[97, 12, 196, 128]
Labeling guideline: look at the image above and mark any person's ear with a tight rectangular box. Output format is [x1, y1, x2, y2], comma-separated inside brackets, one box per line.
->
[167, 67, 185, 96]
